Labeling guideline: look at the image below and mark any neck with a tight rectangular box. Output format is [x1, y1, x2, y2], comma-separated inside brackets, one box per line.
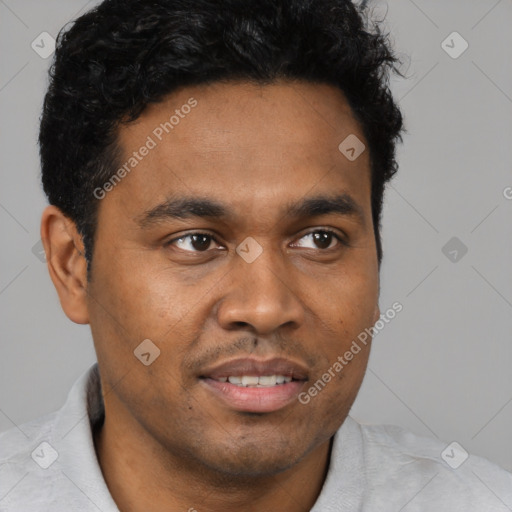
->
[94, 409, 332, 512]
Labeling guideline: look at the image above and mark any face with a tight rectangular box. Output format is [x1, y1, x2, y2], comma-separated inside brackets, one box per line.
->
[85, 80, 380, 477]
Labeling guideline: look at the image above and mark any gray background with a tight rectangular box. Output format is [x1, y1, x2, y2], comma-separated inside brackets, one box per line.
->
[1, 0, 511, 472]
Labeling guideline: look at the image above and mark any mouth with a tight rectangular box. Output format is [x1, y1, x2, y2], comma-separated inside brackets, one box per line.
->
[215, 375, 294, 386]
[199, 357, 309, 413]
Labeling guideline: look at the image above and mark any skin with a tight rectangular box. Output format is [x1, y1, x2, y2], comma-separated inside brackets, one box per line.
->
[41, 80, 380, 512]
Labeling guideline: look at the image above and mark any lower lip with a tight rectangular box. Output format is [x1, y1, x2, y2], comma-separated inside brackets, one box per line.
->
[201, 378, 305, 413]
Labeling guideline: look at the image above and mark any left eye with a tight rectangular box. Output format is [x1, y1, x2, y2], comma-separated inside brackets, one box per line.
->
[293, 230, 344, 250]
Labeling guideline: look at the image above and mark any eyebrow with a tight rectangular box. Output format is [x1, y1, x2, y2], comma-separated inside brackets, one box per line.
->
[284, 194, 364, 224]
[136, 193, 365, 228]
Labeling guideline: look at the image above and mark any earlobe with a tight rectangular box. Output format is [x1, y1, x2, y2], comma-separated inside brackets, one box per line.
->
[40, 205, 90, 324]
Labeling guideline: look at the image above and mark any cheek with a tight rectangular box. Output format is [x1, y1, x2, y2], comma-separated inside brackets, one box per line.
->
[308, 267, 378, 334]
[302, 265, 377, 395]
[88, 259, 213, 388]
[90, 253, 187, 333]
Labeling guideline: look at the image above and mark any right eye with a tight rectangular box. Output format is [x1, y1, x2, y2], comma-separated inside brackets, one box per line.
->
[165, 232, 223, 253]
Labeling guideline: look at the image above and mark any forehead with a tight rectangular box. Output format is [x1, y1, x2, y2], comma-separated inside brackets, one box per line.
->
[110, 80, 371, 220]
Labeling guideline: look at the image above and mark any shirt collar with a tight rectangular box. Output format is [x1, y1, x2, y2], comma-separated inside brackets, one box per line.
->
[51, 363, 119, 511]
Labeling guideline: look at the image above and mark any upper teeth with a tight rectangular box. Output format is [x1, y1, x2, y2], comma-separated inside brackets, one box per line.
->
[218, 375, 292, 386]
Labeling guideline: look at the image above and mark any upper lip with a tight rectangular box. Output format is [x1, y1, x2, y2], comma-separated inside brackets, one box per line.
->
[200, 357, 309, 381]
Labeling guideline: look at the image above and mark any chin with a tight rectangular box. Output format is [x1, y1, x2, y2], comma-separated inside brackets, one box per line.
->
[196, 437, 304, 479]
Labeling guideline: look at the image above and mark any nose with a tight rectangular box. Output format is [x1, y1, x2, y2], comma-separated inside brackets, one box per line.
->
[216, 247, 305, 335]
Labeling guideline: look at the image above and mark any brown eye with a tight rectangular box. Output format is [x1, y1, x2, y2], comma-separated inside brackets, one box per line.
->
[168, 233, 219, 252]
[293, 229, 345, 250]
[312, 231, 333, 249]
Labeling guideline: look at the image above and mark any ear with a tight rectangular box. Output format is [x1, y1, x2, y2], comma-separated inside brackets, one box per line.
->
[41, 205, 90, 324]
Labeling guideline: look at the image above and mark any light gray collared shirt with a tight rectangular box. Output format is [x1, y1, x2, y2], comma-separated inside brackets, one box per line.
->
[1, 363, 511, 511]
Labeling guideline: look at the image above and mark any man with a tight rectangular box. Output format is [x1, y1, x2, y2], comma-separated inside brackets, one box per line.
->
[1, 0, 511, 510]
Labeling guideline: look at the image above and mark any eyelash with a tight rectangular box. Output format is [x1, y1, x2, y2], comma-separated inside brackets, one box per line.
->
[165, 228, 348, 252]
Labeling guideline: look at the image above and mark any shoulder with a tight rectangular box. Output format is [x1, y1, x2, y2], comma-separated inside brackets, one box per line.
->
[0, 410, 58, 462]
[354, 419, 512, 511]
[0, 364, 109, 511]
[0, 412, 61, 509]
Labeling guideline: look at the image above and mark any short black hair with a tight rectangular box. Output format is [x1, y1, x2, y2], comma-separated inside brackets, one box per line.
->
[39, 0, 404, 274]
